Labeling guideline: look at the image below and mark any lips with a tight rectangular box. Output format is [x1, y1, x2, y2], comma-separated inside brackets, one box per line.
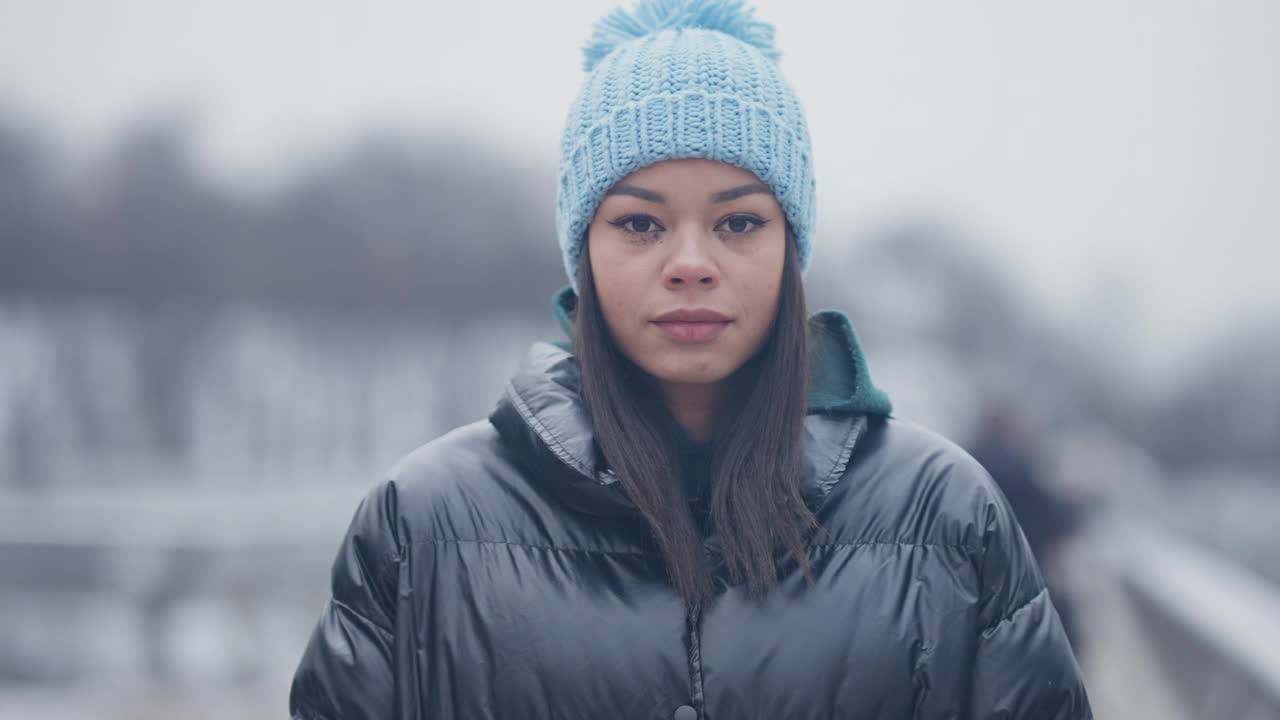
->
[652, 308, 732, 344]
[653, 308, 732, 323]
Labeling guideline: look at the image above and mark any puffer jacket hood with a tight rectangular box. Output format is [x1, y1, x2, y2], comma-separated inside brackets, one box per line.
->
[290, 289, 1092, 719]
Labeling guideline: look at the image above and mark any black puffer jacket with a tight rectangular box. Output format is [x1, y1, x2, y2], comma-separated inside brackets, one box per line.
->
[290, 302, 1092, 719]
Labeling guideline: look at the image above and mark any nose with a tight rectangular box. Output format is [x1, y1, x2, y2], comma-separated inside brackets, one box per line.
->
[662, 231, 719, 290]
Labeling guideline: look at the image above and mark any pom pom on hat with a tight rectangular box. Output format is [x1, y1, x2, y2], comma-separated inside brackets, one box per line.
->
[582, 0, 779, 71]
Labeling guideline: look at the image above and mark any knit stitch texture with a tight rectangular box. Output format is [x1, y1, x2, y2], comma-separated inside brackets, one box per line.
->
[556, 0, 816, 291]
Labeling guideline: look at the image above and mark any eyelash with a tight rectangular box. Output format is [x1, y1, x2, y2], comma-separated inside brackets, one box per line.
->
[607, 214, 769, 240]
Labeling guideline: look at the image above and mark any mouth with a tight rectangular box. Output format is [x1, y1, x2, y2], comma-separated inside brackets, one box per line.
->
[651, 308, 733, 344]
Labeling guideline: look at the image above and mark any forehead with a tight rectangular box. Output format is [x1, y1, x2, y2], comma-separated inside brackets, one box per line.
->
[602, 159, 781, 213]
[617, 158, 767, 191]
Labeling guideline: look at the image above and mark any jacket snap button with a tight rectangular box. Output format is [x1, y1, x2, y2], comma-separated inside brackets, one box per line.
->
[673, 705, 697, 720]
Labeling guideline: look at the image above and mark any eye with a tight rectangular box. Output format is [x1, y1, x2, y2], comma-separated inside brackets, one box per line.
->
[717, 214, 768, 235]
[608, 214, 666, 238]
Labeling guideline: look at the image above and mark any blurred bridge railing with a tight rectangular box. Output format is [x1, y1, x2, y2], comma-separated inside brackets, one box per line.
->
[1100, 520, 1280, 720]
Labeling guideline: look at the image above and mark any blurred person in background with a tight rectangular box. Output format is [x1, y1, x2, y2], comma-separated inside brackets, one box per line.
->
[289, 1, 1090, 718]
[970, 401, 1088, 656]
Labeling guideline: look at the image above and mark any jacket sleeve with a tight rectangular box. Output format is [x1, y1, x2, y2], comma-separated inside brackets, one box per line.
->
[290, 479, 402, 720]
[967, 476, 1093, 719]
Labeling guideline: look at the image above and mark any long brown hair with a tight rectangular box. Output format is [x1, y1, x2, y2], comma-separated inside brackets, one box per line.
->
[573, 229, 817, 607]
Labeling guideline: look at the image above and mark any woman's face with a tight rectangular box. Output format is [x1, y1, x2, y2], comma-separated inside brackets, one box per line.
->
[587, 158, 787, 392]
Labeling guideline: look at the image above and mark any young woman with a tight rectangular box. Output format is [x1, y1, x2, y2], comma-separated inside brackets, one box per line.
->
[290, 1, 1092, 718]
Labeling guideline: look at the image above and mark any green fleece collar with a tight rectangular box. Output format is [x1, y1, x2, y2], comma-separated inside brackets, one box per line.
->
[550, 286, 892, 418]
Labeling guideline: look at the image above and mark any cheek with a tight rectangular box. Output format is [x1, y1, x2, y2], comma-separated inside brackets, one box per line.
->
[746, 286, 782, 347]
[598, 290, 630, 340]
[587, 251, 637, 343]
[741, 247, 785, 329]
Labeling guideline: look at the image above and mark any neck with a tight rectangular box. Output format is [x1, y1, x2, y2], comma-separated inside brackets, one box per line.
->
[658, 380, 721, 443]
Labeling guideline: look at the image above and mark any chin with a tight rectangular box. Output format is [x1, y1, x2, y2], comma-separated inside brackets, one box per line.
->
[646, 353, 738, 386]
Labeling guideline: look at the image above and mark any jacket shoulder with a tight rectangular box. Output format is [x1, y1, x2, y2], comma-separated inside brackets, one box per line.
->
[378, 420, 531, 546]
[387, 420, 511, 487]
[378, 420, 642, 553]
[822, 416, 1021, 554]
[827, 416, 1048, 627]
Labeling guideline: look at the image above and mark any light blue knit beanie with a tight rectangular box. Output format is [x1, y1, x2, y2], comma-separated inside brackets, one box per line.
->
[556, 0, 816, 291]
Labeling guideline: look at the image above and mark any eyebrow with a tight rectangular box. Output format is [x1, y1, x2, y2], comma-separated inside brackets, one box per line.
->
[710, 183, 772, 203]
[604, 183, 772, 204]
[605, 185, 666, 203]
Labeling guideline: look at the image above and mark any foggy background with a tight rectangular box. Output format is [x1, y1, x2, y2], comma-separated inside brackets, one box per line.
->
[1, 1, 1277, 717]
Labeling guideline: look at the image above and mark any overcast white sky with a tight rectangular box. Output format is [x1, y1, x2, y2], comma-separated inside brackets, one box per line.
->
[2, 0, 1277, 373]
